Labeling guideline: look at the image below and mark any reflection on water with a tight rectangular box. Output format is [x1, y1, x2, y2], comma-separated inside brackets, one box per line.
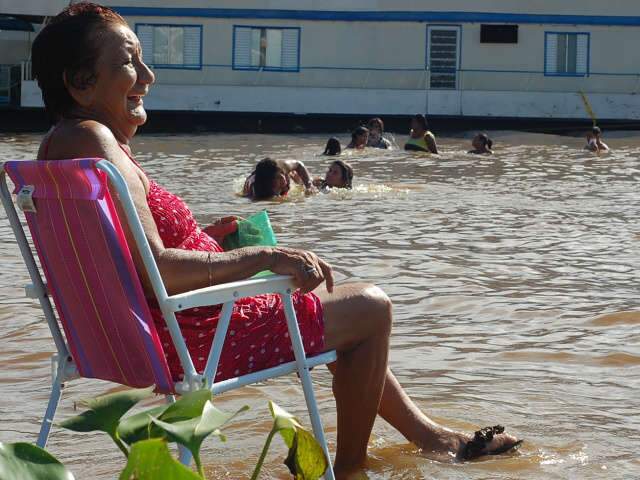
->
[1, 131, 639, 479]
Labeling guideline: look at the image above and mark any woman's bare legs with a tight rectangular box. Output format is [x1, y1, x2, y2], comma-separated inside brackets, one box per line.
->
[319, 283, 519, 479]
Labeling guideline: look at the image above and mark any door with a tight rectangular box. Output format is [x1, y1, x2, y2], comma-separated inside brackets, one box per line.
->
[426, 26, 461, 115]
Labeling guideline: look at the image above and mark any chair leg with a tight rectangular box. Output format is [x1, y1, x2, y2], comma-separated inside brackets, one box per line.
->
[298, 367, 336, 480]
[165, 394, 193, 466]
[36, 374, 63, 449]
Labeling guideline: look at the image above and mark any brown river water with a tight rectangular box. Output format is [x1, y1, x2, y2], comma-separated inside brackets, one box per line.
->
[1, 131, 639, 479]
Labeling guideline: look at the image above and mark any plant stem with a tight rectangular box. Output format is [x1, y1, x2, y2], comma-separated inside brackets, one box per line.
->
[111, 434, 129, 458]
[250, 428, 277, 480]
[194, 453, 205, 479]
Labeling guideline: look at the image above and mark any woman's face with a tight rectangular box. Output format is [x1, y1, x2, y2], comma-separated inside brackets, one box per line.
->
[81, 24, 155, 138]
[325, 163, 345, 188]
[368, 125, 382, 142]
[472, 135, 484, 150]
[355, 132, 369, 148]
[273, 170, 290, 195]
[410, 119, 424, 136]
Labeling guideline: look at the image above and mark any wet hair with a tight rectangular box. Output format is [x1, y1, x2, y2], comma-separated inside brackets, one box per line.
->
[412, 114, 428, 131]
[331, 160, 354, 189]
[323, 137, 342, 156]
[366, 117, 384, 132]
[592, 126, 602, 135]
[252, 157, 285, 200]
[351, 126, 369, 142]
[32, 2, 128, 121]
[475, 133, 493, 150]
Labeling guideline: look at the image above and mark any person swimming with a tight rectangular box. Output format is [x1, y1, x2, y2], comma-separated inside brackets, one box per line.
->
[366, 117, 392, 149]
[313, 159, 354, 190]
[243, 157, 315, 200]
[404, 114, 438, 154]
[323, 137, 342, 156]
[468, 133, 494, 155]
[346, 126, 369, 150]
[585, 126, 609, 153]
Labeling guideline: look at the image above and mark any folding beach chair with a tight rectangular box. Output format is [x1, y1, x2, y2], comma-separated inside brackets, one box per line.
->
[0, 158, 336, 479]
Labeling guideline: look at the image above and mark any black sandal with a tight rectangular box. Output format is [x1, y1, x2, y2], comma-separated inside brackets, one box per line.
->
[459, 425, 523, 460]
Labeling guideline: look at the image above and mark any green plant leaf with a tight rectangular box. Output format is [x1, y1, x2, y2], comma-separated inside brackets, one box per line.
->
[118, 439, 201, 480]
[117, 406, 168, 445]
[0, 442, 75, 480]
[268, 401, 327, 480]
[117, 389, 213, 446]
[151, 401, 248, 465]
[59, 386, 154, 437]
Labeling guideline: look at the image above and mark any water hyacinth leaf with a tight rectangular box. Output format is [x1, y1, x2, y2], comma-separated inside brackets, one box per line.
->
[59, 386, 154, 436]
[117, 406, 168, 445]
[118, 439, 201, 480]
[118, 389, 212, 446]
[283, 429, 327, 480]
[0, 442, 75, 480]
[151, 401, 249, 456]
[269, 401, 327, 480]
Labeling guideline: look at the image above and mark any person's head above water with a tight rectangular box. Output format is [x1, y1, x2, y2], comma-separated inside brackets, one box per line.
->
[323, 137, 342, 156]
[252, 157, 290, 200]
[472, 133, 493, 153]
[350, 126, 369, 149]
[32, 3, 150, 128]
[324, 160, 354, 189]
[591, 126, 602, 138]
[410, 114, 428, 137]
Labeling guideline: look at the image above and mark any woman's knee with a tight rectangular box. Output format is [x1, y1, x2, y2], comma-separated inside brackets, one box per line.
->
[358, 284, 393, 336]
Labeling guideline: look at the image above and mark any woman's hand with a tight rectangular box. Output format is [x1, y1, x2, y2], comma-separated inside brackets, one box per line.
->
[268, 247, 334, 294]
[203, 216, 240, 243]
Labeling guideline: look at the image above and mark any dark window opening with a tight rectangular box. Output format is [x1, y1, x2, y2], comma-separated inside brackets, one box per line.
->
[480, 25, 518, 44]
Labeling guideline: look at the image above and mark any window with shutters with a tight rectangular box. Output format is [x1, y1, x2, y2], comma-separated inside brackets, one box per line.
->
[135, 24, 202, 70]
[544, 32, 589, 77]
[232, 26, 300, 72]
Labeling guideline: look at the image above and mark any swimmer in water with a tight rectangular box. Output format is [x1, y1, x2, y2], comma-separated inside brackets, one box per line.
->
[313, 159, 354, 190]
[346, 126, 369, 150]
[323, 137, 342, 156]
[243, 157, 315, 200]
[404, 114, 438, 154]
[366, 117, 392, 149]
[585, 126, 609, 153]
[468, 133, 494, 155]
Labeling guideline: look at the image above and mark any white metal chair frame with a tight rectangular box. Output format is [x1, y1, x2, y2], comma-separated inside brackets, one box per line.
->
[0, 160, 336, 479]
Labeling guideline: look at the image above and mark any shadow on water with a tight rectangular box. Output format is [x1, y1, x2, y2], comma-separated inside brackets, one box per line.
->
[1, 131, 639, 478]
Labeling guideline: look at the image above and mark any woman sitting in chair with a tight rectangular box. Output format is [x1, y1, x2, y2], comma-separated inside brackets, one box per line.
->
[31, 4, 520, 478]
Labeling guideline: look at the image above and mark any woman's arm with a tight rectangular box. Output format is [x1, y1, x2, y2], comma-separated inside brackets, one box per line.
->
[425, 132, 439, 154]
[282, 160, 313, 189]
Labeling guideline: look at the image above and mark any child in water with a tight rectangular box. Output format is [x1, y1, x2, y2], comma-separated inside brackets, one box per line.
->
[469, 133, 494, 155]
[243, 157, 315, 200]
[404, 114, 438, 154]
[366, 117, 392, 149]
[585, 126, 609, 153]
[323, 137, 342, 156]
[314, 160, 354, 190]
[346, 126, 369, 150]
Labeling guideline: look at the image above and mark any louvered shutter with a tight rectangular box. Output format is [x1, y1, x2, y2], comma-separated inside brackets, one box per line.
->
[137, 25, 154, 65]
[545, 33, 558, 75]
[281, 29, 299, 71]
[233, 26, 252, 69]
[576, 34, 589, 75]
[183, 27, 201, 68]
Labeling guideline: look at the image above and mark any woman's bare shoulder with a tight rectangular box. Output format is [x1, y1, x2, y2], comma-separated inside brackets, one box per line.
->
[41, 120, 125, 163]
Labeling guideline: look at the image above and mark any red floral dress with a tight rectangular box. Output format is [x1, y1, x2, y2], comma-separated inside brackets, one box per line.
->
[145, 179, 325, 382]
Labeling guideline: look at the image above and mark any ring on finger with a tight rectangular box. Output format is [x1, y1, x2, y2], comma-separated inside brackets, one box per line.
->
[304, 265, 317, 275]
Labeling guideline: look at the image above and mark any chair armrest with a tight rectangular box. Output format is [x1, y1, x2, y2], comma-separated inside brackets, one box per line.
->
[164, 274, 296, 312]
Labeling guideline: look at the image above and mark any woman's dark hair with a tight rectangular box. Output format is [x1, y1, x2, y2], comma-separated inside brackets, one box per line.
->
[476, 133, 493, 150]
[412, 114, 428, 131]
[351, 126, 369, 142]
[32, 2, 127, 121]
[331, 160, 354, 189]
[592, 126, 602, 135]
[366, 117, 384, 132]
[253, 157, 284, 200]
[323, 137, 342, 156]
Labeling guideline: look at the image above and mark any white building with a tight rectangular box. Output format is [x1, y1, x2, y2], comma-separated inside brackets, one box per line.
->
[7, 1, 640, 120]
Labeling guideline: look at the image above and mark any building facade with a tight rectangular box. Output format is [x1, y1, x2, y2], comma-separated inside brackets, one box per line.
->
[9, 1, 640, 120]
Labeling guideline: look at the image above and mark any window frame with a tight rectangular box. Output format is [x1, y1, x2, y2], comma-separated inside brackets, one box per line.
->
[544, 31, 590, 77]
[135, 23, 203, 70]
[232, 25, 301, 72]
